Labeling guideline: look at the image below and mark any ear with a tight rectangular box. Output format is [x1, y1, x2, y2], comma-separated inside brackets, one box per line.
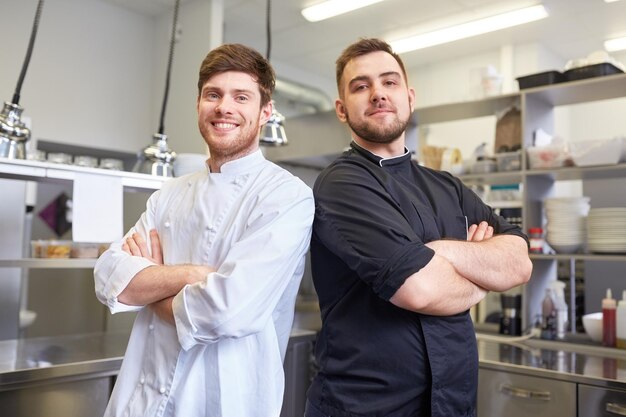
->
[335, 98, 347, 123]
[196, 95, 201, 114]
[408, 87, 416, 113]
[260, 100, 273, 125]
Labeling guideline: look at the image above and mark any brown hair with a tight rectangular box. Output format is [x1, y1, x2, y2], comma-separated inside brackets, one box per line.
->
[335, 38, 408, 92]
[197, 44, 275, 107]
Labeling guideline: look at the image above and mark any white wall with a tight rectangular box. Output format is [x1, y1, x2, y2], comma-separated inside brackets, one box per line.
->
[0, 0, 217, 156]
[1, 0, 155, 153]
[151, 0, 217, 155]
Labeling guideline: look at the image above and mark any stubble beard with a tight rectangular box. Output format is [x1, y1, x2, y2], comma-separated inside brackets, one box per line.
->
[345, 111, 409, 144]
[199, 119, 260, 162]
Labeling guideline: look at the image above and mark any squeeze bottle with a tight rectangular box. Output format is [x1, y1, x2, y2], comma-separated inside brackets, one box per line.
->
[603, 288, 617, 347]
[541, 288, 556, 340]
[550, 281, 568, 339]
[616, 290, 626, 349]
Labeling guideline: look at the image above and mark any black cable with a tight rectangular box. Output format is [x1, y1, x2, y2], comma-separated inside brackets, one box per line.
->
[13, 0, 45, 105]
[266, 0, 271, 61]
[158, 0, 180, 135]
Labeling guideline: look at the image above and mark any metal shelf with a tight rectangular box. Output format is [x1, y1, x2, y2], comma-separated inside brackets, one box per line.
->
[0, 158, 168, 191]
[525, 163, 626, 182]
[530, 253, 626, 262]
[0, 258, 97, 268]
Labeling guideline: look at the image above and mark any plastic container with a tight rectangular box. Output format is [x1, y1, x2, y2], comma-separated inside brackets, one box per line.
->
[32, 240, 72, 258]
[564, 62, 623, 82]
[471, 159, 497, 174]
[603, 288, 617, 347]
[527, 144, 570, 169]
[541, 288, 557, 340]
[99, 158, 124, 170]
[47, 152, 72, 165]
[495, 150, 521, 172]
[516, 70, 566, 89]
[70, 242, 100, 258]
[73, 155, 98, 168]
[617, 290, 626, 349]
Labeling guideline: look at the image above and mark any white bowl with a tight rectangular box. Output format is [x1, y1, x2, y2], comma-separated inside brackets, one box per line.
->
[582, 312, 603, 342]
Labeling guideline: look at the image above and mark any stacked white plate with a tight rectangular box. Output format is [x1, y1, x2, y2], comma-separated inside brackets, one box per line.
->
[545, 197, 590, 254]
[587, 208, 626, 253]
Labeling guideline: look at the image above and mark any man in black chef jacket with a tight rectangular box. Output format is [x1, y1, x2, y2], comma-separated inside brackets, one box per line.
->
[305, 38, 533, 417]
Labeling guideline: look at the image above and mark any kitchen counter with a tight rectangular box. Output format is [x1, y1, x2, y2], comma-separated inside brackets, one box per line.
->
[0, 328, 317, 390]
[3, 329, 626, 393]
[477, 334, 626, 390]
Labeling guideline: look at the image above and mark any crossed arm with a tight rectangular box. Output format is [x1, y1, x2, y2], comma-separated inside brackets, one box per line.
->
[390, 221, 532, 316]
[117, 229, 215, 324]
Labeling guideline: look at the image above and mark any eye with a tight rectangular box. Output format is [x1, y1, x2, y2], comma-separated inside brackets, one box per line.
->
[384, 79, 397, 86]
[204, 92, 219, 101]
[235, 95, 249, 102]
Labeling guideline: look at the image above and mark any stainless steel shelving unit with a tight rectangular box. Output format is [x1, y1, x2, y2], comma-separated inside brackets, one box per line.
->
[414, 72, 626, 330]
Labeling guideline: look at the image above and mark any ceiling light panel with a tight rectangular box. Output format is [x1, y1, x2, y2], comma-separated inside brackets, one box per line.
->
[605, 36, 626, 52]
[301, 0, 386, 22]
[390, 4, 549, 54]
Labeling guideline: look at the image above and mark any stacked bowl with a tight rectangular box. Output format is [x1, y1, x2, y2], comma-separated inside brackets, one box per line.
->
[544, 197, 590, 254]
[587, 208, 626, 254]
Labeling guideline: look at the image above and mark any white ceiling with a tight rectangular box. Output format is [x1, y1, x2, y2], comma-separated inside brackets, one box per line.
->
[106, 0, 626, 90]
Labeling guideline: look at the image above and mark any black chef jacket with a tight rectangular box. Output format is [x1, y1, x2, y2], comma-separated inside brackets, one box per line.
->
[307, 142, 527, 417]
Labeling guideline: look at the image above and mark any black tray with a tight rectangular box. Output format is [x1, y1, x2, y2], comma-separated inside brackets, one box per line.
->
[564, 62, 624, 81]
[516, 70, 565, 89]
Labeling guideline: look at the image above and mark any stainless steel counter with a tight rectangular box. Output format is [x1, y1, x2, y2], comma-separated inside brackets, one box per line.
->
[477, 334, 626, 390]
[0, 329, 317, 417]
[0, 328, 316, 389]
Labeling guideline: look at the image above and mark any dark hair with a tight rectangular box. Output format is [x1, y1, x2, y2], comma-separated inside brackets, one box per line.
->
[335, 38, 408, 92]
[197, 44, 275, 107]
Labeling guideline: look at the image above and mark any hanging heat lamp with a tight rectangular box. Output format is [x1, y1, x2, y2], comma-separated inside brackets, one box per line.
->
[259, 0, 288, 146]
[0, 0, 45, 159]
[133, 0, 180, 177]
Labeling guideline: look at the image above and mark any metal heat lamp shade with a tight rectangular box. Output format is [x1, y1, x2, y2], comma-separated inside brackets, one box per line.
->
[133, 133, 177, 177]
[260, 101, 288, 146]
[0, 102, 31, 159]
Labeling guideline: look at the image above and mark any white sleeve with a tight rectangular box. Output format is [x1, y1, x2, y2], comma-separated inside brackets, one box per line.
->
[93, 190, 160, 314]
[172, 179, 314, 350]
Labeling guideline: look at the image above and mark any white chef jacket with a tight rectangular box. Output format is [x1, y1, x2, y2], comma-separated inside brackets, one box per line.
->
[94, 150, 314, 417]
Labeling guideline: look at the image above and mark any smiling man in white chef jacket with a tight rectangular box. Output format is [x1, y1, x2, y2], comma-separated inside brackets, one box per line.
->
[94, 43, 314, 417]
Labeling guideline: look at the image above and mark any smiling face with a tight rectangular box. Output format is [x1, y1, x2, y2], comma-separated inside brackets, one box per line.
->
[336, 51, 415, 151]
[197, 71, 272, 170]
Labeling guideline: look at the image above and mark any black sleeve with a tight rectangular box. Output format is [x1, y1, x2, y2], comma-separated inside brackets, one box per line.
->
[313, 162, 435, 301]
[455, 177, 529, 245]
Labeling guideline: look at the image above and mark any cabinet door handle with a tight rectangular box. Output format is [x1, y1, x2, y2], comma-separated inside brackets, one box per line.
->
[499, 383, 551, 401]
[607, 402, 626, 416]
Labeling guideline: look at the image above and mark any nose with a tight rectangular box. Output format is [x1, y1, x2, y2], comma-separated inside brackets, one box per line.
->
[370, 85, 387, 103]
[214, 96, 234, 114]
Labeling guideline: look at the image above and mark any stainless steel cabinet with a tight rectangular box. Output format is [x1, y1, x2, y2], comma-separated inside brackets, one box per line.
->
[478, 368, 576, 417]
[579, 384, 626, 417]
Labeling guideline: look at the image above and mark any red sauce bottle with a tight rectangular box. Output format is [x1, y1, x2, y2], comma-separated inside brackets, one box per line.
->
[603, 288, 617, 347]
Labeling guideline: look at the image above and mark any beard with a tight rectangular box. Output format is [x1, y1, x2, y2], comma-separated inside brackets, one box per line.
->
[198, 118, 260, 162]
[345, 109, 409, 144]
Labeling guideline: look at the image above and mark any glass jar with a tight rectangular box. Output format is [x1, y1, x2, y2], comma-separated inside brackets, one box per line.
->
[528, 227, 544, 254]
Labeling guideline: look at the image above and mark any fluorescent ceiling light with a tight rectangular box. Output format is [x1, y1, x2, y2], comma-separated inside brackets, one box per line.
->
[301, 0, 385, 22]
[605, 36, 626, 52]
[604, 0, 621, 3]
[390, 4, 549, 54]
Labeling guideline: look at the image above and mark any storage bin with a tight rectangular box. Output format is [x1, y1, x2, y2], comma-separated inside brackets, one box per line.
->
[516, 71, 565, 89]
[564, 62, 623, 81]
[71, 242, 100, 258]
[495, 151, 521, 171]
[527, 145, 570, 169]
[31, 240, 72, 258]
